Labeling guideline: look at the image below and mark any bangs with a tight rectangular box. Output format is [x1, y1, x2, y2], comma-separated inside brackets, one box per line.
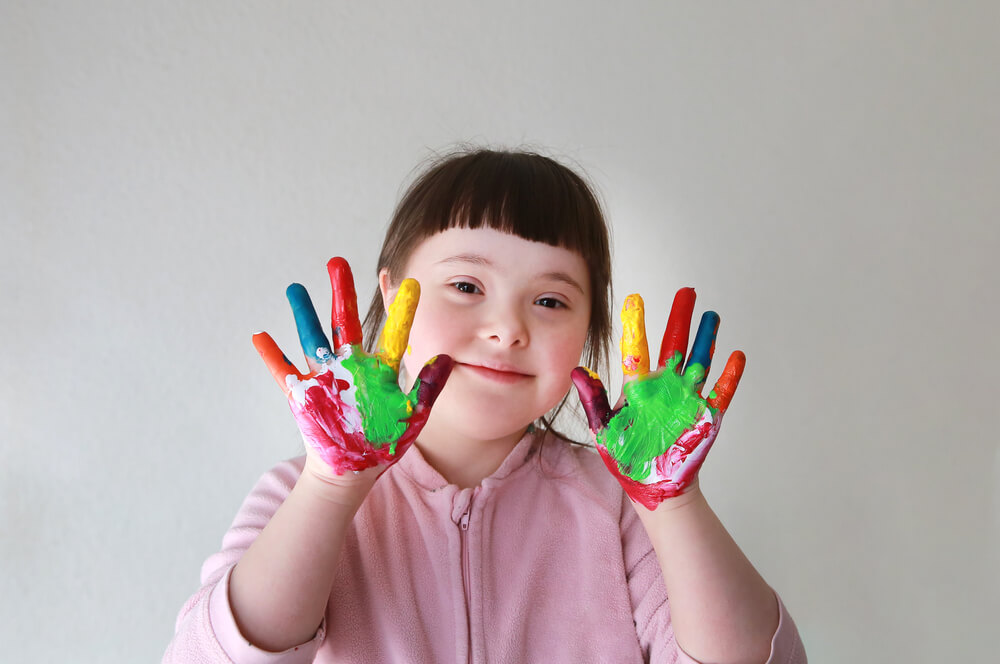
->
[368, 147, 613, 393]
[403, 150, 605, 256]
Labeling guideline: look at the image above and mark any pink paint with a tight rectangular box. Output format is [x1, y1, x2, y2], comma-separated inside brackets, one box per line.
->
[289, 371, 399, 473]
[622, 354, 642, 373]
[653, 414, 717, 482]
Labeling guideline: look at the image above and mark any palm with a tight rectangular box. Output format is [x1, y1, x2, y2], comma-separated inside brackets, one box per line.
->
[572, 288, 745, 510]
[253, 257, 453, 476]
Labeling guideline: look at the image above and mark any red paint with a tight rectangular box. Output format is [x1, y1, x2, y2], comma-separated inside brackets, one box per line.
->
[597, 446, 689, 509]
[327, 257, 363, 350]
[597, 415, 715, 510]
[290, 371, 396, 473]
[288, 355, 454, 475]
[658, 287, 696, 371]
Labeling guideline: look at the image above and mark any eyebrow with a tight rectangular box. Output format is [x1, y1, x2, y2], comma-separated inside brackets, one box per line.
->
[436, 254, 586, 294]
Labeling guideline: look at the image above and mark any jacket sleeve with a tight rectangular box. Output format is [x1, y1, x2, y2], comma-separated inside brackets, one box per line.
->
[621, 493, 808, 664]
[162, 457, 327, 664]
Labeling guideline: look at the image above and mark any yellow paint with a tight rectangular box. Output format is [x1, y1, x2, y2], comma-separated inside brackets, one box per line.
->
[377, 278, 420, 372]
[620, 293, 649, 376]
[582, 366, 600, 380]
[406, 344, 413, 355]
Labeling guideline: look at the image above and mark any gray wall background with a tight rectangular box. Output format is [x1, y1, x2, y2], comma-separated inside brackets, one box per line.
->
[2, 2, 997, 662]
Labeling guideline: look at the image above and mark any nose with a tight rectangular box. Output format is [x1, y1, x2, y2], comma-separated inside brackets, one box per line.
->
[479, 302, 529, 348]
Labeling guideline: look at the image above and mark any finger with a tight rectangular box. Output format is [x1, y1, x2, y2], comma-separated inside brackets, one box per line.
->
[286, 283, 333, 373]
[685, 310, 720, 393]
[376, 278, 419, 373]
[396, 355, 455, 451]
[620, 294, 649, 378]
[252, 332, 308, 397]
[327, 257, 363, 351]
[571, 367, 613, 433]
[657, 287, 696, 373]
[706, 350, 746, 414]
[410, 354, 455, 412]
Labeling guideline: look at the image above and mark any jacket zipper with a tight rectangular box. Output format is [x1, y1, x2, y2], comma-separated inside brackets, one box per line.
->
[460, 495, 474, 663]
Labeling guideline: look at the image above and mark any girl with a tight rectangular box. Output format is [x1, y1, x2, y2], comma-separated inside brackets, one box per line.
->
[165, 149, 806, 663]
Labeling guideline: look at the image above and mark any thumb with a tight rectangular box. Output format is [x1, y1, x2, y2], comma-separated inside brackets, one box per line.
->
[395, 355, 454, 453]
[571, 367, 613, 434]
[410, 354, 455, 412]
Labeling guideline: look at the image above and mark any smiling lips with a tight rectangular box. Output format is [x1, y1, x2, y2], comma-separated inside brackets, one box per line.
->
[458, 362, 533, 384]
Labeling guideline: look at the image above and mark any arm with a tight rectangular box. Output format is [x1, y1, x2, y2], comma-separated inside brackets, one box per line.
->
[574, 288, 802, 664]
[163, 458, 328, 663]
[184, 258, 451, 655]
[634, 484, 777, 663]
[228, 460, 380, 651]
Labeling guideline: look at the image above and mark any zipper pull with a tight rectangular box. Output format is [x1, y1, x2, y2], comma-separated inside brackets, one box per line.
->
[460, 510, 470, 531]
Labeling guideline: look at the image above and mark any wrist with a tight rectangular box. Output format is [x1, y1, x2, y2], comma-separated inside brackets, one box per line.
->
[296, 457, 382, 513]
[633, 480, 707, 522]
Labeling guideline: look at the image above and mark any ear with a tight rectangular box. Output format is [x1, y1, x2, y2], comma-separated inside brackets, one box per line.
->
[378, 268, 396, 314]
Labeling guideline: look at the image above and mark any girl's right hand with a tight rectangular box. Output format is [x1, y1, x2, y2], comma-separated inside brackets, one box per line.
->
[252, 257, 453, 499]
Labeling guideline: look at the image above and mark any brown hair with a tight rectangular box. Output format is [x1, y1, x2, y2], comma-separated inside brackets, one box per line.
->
[362, 147, 613, 434]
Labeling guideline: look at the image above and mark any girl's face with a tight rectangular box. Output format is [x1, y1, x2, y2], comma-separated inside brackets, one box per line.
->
[381, 227, 591, 443]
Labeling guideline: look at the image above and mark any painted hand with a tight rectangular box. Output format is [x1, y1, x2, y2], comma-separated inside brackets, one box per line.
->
[252, 258, 454, 475]
[571, 288, 745, 510]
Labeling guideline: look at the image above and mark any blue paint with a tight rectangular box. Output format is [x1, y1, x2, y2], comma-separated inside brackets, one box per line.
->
[286, 283, 332, 364]
[686, 310, 719, 387]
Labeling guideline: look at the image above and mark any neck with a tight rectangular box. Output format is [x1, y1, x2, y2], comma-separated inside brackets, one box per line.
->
[414, 420, 530, 489]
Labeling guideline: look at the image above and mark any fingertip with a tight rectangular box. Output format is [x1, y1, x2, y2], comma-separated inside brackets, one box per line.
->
[622, 293, 644, 313]
[424, 353, 455, 375]
[251, 331, 275, 352]
[414, 354, 455, 407]
[326, 256, 349, 272]
[396, 278, 421, 302]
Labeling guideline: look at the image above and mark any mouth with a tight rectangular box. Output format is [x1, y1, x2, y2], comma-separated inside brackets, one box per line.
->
[457, 362, 533, 384]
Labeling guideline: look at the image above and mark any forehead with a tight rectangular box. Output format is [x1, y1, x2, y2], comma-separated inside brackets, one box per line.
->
[407, 227, 589, 290]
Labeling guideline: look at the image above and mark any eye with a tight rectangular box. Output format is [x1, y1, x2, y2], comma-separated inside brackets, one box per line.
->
[535, 296, 566, 309]
[451, 281, 482, 295]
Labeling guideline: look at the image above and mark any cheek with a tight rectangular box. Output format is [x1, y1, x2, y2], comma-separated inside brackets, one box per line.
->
[401, 302, 459, 371]
[542, 324, 590, 378]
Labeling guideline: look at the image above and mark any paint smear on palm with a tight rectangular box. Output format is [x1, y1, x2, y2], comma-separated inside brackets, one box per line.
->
[599, 353, 711, 482]
[281, 355, 413, 477]
[340, 349, 416, 451]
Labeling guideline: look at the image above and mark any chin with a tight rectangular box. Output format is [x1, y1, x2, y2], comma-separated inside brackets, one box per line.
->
[459, 409, 535, 441]
[426, 396, 534, 442]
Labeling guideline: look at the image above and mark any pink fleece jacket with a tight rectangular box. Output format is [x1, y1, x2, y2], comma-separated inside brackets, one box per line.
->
[164, 431, 806, 663]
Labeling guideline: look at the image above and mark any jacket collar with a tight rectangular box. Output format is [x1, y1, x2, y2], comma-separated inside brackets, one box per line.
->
[394, 427, 542, 491]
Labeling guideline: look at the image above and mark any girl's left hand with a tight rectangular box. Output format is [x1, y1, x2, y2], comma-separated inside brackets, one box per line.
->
[571, 288, 746, 510]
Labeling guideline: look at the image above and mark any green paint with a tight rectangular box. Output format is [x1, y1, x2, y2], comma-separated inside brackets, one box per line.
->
[341, 348, 419, 449]
[598, 354, 707, 481]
